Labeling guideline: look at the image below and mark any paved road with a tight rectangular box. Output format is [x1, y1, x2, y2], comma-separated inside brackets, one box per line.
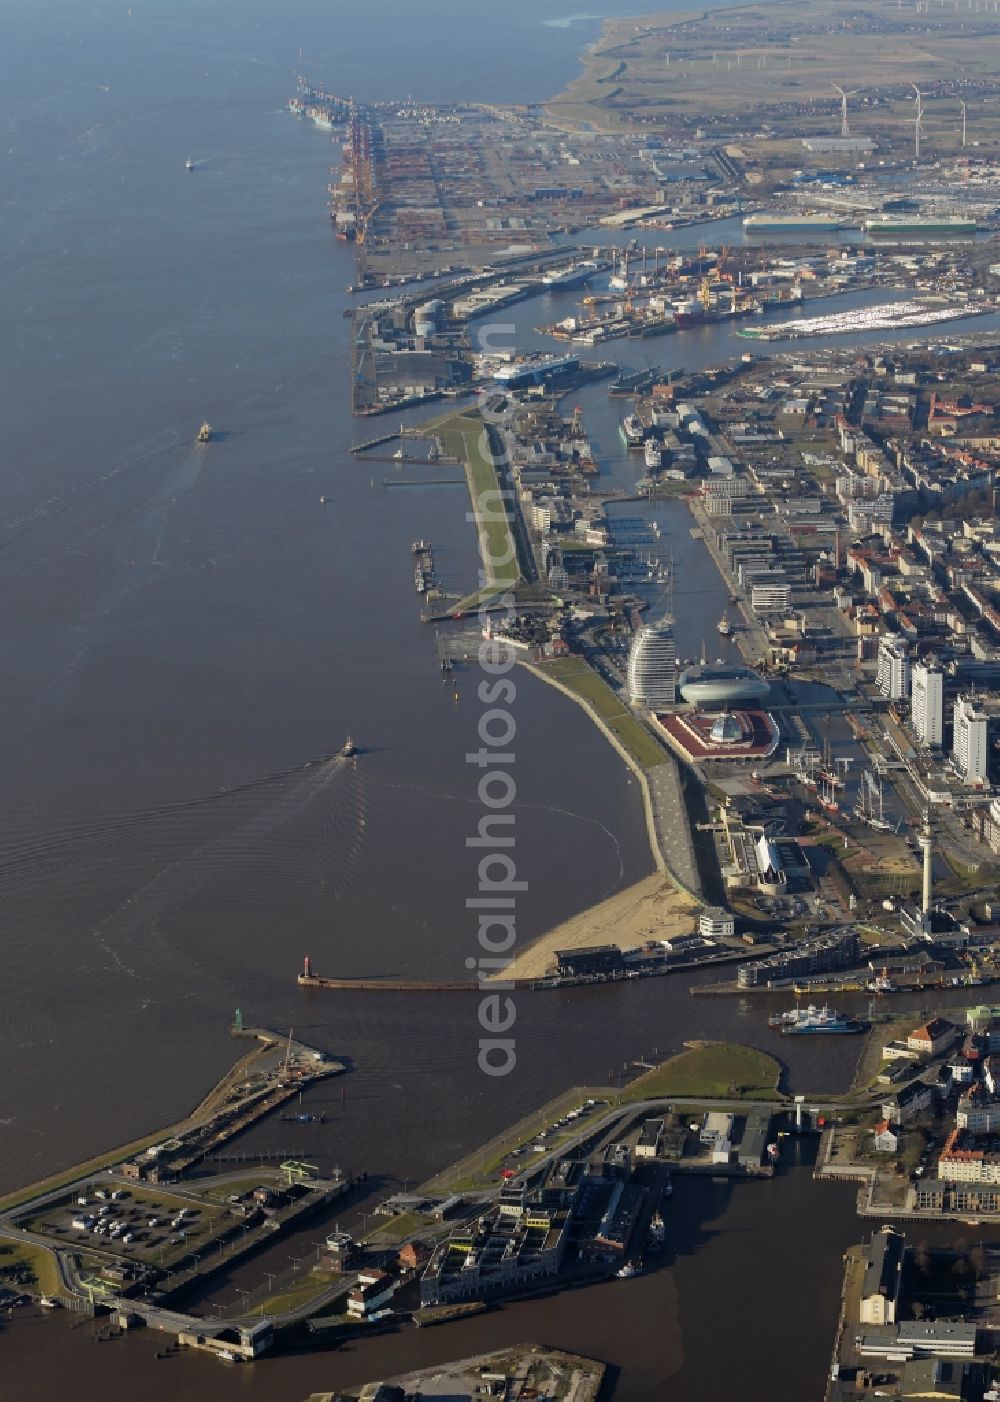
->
[646, 760, 702, 895]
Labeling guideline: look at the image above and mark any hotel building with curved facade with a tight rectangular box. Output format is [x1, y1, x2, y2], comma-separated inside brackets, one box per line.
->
[627, 622, 677, 710]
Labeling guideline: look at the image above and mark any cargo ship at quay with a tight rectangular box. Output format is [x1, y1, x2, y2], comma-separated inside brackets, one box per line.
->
[287, 76, 353, 130]
[541, 259, 611, 290]
[743, 213, 844, 235]
[865, 214, 978, 238]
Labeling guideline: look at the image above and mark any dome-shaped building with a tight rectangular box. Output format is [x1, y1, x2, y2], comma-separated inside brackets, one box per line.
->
[709, 712, 744, 745]
[627, 621, 677, 711]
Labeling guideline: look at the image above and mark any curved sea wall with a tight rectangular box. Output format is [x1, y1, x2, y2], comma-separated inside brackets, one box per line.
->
[521, 658, 703, 900]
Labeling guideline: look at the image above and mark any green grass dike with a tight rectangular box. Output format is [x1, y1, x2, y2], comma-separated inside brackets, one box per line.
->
[0, 1240, 62, 1298]
[537, 656, 669, 770]
[621, 1042, 784, 1102]
[429, 410, 522, 607]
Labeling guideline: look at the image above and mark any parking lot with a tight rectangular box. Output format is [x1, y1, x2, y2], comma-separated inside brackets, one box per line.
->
[19, 1181, 234, 1271]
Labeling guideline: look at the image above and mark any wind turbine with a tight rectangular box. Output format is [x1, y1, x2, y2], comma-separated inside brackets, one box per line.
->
[832, 83, 860, 138]
[911, 82, 925, 158]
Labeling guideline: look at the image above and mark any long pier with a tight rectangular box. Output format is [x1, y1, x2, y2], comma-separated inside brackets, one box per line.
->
[383, 476, 466, 487]
[299, 973, 485, 992]
[297, 946, 755, 996]
[350, 432, 399, 454]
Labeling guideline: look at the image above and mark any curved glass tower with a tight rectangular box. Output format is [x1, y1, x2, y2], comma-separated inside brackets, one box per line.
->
[627, 621, 677, 710]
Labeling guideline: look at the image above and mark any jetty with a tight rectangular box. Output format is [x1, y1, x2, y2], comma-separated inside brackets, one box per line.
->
[350, 431, 399, 454]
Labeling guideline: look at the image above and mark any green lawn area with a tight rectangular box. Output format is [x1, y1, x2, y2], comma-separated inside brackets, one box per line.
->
[199, 1176, 268, 1205]
[0, 1240, 62, 1297]
[539, 656, 668, 768]
[434, 412, 521, 593]
[250, 1268, 337, 1319]
[622, 1043, 782, 1102]
[364, 1211, 429, 1245]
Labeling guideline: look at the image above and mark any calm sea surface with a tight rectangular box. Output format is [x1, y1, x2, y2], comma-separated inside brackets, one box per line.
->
[1, 4, 994, 1397]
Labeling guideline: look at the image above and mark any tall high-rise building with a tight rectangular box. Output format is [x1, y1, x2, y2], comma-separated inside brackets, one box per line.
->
[627, 621, 676, 711]
[911, 659, 944, 747]
[876, 635, 910, 701]
[953, 695, 989, 786]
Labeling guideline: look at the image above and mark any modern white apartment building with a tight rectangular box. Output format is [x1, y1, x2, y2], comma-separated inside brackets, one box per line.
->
[953, 695, 989, 786]
[876, 636, 910, 701]
[910, 659, 944, 747]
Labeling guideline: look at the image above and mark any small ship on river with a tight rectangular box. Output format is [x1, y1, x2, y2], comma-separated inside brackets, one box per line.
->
[768, 1005, 866, 1035]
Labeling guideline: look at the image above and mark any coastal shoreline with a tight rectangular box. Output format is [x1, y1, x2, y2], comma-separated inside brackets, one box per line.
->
[493, 870, 698, 983]
[519, 658, 668, 875]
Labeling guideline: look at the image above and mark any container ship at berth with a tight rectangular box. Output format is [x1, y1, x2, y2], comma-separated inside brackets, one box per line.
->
[768, 1005, 866, 1035]
[743, 214, 843, 234]
[288, 76, 353, 129]
[865, 215, 977, 237]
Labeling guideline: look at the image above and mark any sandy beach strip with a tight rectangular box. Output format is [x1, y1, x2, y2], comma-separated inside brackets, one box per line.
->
[494, 872, 699, 982]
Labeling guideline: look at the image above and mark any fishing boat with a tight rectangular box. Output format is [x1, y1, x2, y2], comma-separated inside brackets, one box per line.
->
[341, 736, 358, 758]
[185, 158, 194, 171]
[196, 421, 213, 443]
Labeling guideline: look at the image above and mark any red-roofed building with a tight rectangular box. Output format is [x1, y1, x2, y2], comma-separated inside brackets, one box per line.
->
[873, 1120, 900, 1153]
[907, 1019, 957, 1057]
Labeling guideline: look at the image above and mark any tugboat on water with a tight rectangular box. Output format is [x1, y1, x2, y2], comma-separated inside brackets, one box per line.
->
[341, 736, 358, 759]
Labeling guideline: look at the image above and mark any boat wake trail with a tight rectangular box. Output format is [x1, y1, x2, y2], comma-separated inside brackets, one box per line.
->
[0, 754, 369, 980]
